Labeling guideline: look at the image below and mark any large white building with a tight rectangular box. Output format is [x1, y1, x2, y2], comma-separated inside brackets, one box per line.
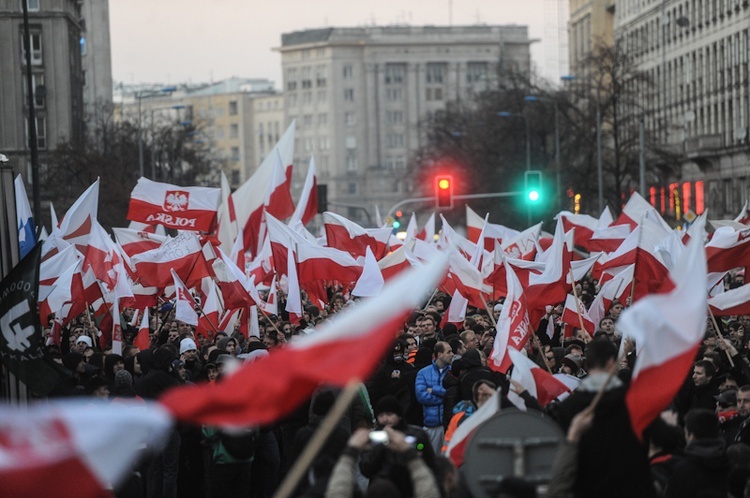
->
[615, 0, 750, 219]
[277, 25, 533, 224]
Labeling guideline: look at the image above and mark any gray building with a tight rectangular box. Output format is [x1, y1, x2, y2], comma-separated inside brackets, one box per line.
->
[615, 0, 750, 219]
[0, 0, 112, 181]
[277, 25, 533, 225]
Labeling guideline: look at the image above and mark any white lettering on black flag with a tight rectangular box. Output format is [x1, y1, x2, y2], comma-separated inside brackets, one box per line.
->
[0, 243, 67, 395]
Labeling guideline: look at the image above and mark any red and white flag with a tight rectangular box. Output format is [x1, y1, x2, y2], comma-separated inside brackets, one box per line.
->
[417, 213, 436, 242]
[588, 264, 634, 326]
[56, 179, 99, 253]
[620, 229, 707, 440]
[289, 156, 318, 227]
[734, 200, 750, 225]
[378, 243, 412, 282]
[127, 178, 221, 233]
[444, 390, 501, 467]
[705, 226, 750, 273]
[111, 297, 123, 355]
[708, 283, 750, 316]
[502, 223, 542, 261]
[285, 246, 303, 324]
[113, 228, 167, 258]
[216, 171, 238, 253]
[352, 247, 385, 297]
[489, 263, 532, 374]
[296, 243, 362, 284]
[560, 294, 595, 334]
[467, 205, 518, 251]
[0, 401, 172, 498]
[134, 308, 151, 351]
[323, 212, 391, 260]
[196, 283, 220, 341]
[613, 192, 671, 232]
[160, 253, 449, 427]
[507, 349, 571, 409]
[171, 269, 198, 326]
[131, 232, 209, 288]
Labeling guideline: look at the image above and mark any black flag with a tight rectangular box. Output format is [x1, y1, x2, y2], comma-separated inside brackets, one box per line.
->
[0, 243, 66, 395]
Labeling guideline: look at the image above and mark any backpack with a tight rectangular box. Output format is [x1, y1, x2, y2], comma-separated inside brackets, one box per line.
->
[219, 428, 260, 460]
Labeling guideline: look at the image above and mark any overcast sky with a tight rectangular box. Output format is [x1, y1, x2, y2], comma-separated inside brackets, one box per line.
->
[110, 0, 563, 88]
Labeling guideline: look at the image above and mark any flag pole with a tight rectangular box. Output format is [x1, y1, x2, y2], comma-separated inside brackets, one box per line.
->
[480, 293, 496, 327]
[422, 288, 439, 311]
[193, 299, 220, 335]
[707, 308, 735, 368]
[273, 379, 362, 498]
[569, 268, 588, 335]
[533, 334, 554, 374]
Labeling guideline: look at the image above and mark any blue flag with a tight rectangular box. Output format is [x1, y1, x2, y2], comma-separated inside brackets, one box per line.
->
[14, 175, 36, 259]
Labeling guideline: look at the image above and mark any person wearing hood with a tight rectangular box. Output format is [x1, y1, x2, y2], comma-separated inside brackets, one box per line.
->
[664, 409, 729, 497]
[367, 339, 415, 410]
[359, 396, 437, 498]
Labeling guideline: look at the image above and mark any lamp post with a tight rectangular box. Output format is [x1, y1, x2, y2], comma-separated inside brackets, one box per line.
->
[524, 95, 562, 211]
[136, 86, 177, 179]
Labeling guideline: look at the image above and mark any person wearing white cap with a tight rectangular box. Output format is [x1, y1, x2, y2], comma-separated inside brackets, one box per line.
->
[179, 337, 202, 381]
[76, 335, 93, 353]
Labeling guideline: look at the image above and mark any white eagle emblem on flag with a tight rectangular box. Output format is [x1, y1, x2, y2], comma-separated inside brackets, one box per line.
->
[164, 191, 189, 212]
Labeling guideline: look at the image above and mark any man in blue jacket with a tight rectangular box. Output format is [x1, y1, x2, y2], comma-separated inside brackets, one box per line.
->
[415, 341, 454, 453]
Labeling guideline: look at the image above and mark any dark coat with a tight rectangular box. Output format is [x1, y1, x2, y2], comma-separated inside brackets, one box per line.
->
[555, 384, 656, 498]
[664, 438, 729, 498]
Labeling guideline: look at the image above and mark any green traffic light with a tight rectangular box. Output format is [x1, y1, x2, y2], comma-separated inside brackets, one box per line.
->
[528, 190, 540, 202]
[393, 220, 401, 229]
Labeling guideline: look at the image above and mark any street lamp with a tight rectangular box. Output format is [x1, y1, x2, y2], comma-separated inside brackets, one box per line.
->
[524, 95, 562, 211]
[136, 86, 177, 179]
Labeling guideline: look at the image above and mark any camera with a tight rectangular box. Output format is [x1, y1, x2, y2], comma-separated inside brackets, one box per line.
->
[369, 430, 388, 445]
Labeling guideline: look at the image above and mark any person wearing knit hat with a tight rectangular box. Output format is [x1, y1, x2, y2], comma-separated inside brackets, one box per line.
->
[180, 337, 197, 357]
[374, 396, 405, 422]
[560, 354, 585, 377]
[75, 335, 93, 352]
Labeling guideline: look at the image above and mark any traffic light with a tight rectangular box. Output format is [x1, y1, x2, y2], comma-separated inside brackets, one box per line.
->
[524, 171, 542, 203]
[435, 175, 454, 208]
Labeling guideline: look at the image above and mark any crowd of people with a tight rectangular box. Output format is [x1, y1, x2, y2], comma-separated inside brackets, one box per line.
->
[34, 274, 750, 498]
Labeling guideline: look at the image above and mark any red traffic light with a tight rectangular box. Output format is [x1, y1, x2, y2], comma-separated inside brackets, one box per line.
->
[435, 175, 454, 208]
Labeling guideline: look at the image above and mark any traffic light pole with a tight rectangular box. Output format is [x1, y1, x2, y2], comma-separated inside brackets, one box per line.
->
[385, 191, 523, 220]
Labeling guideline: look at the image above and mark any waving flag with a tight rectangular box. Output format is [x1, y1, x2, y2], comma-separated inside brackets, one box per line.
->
[14, 175, 36, 259]
[290, 156, 318, 227]
[160, 253, 449, 427]
[171, 270, 198, 327]
[324, 212, 392, 260]
[0, 401, 171, 498]
[131, 232, 208, 288]
[444, 390, 501, 467]
[560, 294, 595, 334]
[709, 283, 750, 316]
[127, 178, 221, 233]
[352, 247, 385, 297]
[507, 349, 570, 409]
[489, 263, 532, 374]
[620, 227, 708, 440]
[56, 179, 99, 252]
[134, 308, 151, 351]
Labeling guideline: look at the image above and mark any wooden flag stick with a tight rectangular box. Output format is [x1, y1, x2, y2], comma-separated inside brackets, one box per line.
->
[480, 293, 497, 327]
[708, 308, 735, 368]
[533, 334, 554, 374]
[569, 268, 589, 336]
[273, 379, 363, 498]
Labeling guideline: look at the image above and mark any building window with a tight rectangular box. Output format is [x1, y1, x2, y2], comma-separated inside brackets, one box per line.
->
[288, 94, 297, 107]
[23, 73, 45, 108]
[318, 136, 329, 150]
[344, 88, 354, 101]
[345, 112, 356, 126]
[80, 36, 86, 56]
[386, 88, 402, 101]
[301, 66, 312, 88]
[386, 110, 403, 125]
[317, 90, 327, 103]
[231, 169, 241, 186]
[230, 124, 239, 139]
[318, 113, 328, 126]
[229, 101, 238, 115]
[385, 63, 406, 84]
[316, 65, 327, 87]
[345, 135, 357, 149]
[343, 64, 353, 79]
[21, 0, 40, 11]
[21, 32, 43, 65]
[286, 67, 298, 91]
[346, 155, 357, 171]
[426, 63, 446, 83]
[303, 114, 313, 128]
[426, 88, 443, 101]
[348, 182, 358, 194]
[467, 62, 488, 82]
[303, 92, 312, 105]
[25, 116, 46, 149]
[231, 147, 240, 161]
[386, 134, 404, 148]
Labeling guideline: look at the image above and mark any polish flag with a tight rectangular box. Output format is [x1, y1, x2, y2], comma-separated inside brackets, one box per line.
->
[82, 222, 123, 291]
[558, 211, 600, 250]
[228, 225, 246, 270]
[323, 212, 391, 260]
[588, 224, 631, 253]
[231, 122, 295, 257]
[56, 179, 99, 253]
[127, 178, 221, 233]
[196, 283, 220, 341]
[442, 290, 468, 326]
[417, 213, 436, 242]
[734, 200, 750, 225]
[38, 260, 80, 324]
[614, 192, 671, 232]
[352, 247, 385, 297]
[507, 349, 571, 409]
[265, 212, 311, 278]
[263, 276, 278, 316]
[289, 157, 318, 227]
[502, 223, 542, 261]
[489, 263, 532, 374]
[171, 269, 198, 327]
[438, 215, 482, 260]
[247, 235, 275, 286]
[39, 244, 81, 302]
[447, 250, 491, 309]
[216, 308, 239, 335]
[216, 171, 238, 253]
[211, 249, 261, 310]
[131, 232, 208, 288]
[467, 205, 519, 251]
[444, 390, 501, 468]
[709, 283, 750, 316]
[285, 246, 303, 324]
[134, 308, 151, 351]
[113, 228, 167, 258]
[111, 297, 123, 355]
[378, 243, 412, 282]
[127, 220, 167, 236]
[296, 243, 363, 284]
[0, 401, 172, 498]
[159, 253, 449, 427]
[705, 226, 750, 273]
[560, 294, 596, 334]
[588, 264, 634, 326]
[404, 213, 418, 245]
[620, 230, 708, 440]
